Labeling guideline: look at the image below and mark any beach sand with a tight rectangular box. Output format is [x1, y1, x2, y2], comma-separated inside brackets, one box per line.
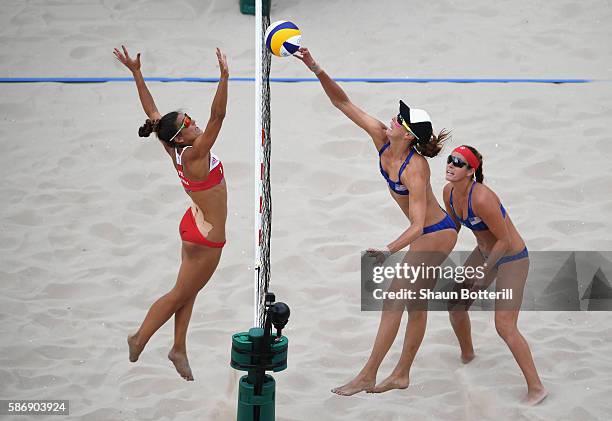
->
[1, 0, 612, 420]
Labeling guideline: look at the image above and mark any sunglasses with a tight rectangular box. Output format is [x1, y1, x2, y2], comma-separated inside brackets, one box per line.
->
[447, 155, 469, 168]
[168, 113, 192, 143]
[396, 113, 419, 140]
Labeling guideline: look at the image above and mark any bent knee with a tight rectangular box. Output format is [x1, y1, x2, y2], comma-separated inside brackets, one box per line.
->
[167, 289, 195, 309]
[449, 309, 468, 322]
[408, 310, 427, 322]
[495, 318, 517, 338]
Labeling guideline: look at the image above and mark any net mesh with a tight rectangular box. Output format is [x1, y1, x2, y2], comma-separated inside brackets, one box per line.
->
[256, 13, 272, 327]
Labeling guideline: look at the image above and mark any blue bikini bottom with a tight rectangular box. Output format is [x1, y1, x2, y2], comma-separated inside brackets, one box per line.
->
[479, 246, 529, 268]
[422, 212, 457, 235]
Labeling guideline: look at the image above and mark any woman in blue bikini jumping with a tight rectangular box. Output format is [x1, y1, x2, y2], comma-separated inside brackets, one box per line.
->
[443, 145, 547, 405]
[295, 47, 457, 395]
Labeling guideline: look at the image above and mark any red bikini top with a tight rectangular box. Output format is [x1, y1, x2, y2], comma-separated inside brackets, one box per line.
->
[174, 146, 224, 192]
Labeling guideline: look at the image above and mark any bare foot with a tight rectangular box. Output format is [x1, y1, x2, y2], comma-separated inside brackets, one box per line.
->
[168, 349, 194, 381]
[461, 352, 475, 364]
[524, 387, 548, 405]
[369, 373, 410, 393]
[127, 334, 145, 362]
[331, 374, 375, 396]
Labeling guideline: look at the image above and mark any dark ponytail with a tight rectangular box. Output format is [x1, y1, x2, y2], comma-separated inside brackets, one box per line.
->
[413, 129, 451, 158]
[137, 111, 180, 146]
[138, 119, 159, 137]
[465, 145, 484, 183]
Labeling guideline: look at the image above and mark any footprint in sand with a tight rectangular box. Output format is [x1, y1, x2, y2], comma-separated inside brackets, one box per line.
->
[6, 209, 43, 226]
[70, 46, 94, 60]
[89, 222, 125, 244]
[547, 220, 604, 236]
[319, 139, 362, 159]
[58, 156, 79, 169]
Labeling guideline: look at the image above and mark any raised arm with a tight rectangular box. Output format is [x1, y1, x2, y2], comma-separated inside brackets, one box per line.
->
[294, 48, 387, 150]
[113, 45, 161, 121]
[191, 48, 229, 157]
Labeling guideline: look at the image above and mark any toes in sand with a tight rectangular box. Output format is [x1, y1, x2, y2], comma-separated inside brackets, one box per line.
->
[524, 387, 548, 406]
[461, 353, 476, 364]
[127, 334, 144, 363]
[168, 349, 194, 381]
[369, 374, 410, 393]
[331, 375, 375, 396]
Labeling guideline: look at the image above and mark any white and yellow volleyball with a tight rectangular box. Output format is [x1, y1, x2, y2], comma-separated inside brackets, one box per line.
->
[265, 20, 301, 57]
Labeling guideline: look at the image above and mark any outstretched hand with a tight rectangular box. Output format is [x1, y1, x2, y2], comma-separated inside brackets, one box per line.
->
[293, 47, 317, 67]
[216, 48, 229, 79]
[113, 45, 141, 73]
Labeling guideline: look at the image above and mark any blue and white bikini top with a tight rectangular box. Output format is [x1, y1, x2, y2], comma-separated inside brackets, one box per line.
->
[449, 181, 506, 231]
[378, 143, 415, 196]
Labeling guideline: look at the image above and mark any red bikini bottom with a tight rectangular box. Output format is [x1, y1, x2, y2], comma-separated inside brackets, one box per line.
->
[179, 208, 225, 248]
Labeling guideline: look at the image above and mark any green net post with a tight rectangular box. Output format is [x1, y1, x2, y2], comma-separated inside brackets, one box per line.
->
[240, 0, 271, 15]
[231, 298, 289, 421]
[237, 374, 276, 420]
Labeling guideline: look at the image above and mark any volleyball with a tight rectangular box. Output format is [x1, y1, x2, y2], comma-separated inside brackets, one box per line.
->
[265, 20, 301, 57]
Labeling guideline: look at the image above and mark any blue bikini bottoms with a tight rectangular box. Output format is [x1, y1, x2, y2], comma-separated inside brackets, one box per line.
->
[422, 212, 457, 235]
[479, 246, 528, 268]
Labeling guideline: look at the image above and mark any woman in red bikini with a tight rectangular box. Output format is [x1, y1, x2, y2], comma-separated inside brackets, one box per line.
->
[114, 45, 228, 381]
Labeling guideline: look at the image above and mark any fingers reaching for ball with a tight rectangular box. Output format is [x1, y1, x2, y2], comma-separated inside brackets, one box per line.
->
[294, 47, 316, 66]
[294, 47, 321, 74]
[293, 47, 304, 60]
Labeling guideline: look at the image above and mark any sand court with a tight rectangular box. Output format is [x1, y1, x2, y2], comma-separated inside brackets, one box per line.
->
[2, 0, 612, 419]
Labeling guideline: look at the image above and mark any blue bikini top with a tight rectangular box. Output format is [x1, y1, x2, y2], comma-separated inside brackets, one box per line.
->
[378, 143, 415, 196]
[449, 182, 506, 231]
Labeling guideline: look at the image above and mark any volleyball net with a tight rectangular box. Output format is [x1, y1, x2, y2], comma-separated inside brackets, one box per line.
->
[254, 9, 272, 327]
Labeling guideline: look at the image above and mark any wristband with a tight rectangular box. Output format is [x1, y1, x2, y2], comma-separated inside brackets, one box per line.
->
[309, 63, 322, 75]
